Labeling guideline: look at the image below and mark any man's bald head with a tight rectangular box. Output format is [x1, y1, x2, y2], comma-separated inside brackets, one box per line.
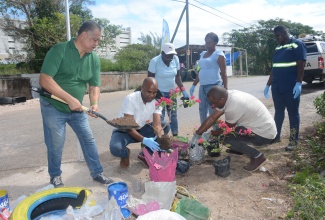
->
[208, 86, 227, 99]
[207, 86, 228, 109]
[142, 77, 157, 89]
[141, 77, 158, 103]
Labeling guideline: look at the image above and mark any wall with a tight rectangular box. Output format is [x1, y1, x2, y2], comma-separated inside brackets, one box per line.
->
[0, 71, 147, 99]
[0, 76, 32, 99]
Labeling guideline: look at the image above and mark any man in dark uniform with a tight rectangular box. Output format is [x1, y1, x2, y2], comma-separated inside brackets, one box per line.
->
[264, 25, 307, 151]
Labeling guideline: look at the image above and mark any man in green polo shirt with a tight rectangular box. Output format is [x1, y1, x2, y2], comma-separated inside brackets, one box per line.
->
[39, 20, 113, 187]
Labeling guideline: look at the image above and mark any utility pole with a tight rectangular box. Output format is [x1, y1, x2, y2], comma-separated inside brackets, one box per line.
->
[185, 0, 190, 72]
[65, 0, 71, 41]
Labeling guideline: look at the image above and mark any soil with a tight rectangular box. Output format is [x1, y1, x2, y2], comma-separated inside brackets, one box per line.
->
[107, 116, 139, 129]
[0, 83, 323, 220]
[156, 135, 172, 151]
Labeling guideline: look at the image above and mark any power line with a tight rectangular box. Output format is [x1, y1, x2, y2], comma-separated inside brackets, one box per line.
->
[193, 0, 251, 26]
[171, 0, 248, 29]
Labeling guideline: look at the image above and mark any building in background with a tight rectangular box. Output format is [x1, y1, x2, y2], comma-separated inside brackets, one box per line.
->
[101, 27, 131, 60]
[0, 19, 27, 63]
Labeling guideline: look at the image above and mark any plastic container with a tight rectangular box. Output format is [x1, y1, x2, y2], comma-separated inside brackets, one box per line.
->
[107, 182, 129, 208]
[0, 190, 9, 211]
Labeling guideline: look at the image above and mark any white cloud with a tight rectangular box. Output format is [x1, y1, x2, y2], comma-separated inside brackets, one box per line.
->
[89, 0, 325, 48]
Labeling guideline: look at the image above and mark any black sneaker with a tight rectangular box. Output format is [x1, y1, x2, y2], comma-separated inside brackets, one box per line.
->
[285, 144, 297, 152]
[50, 176, 64, 188]
[93, 173, 114, 185]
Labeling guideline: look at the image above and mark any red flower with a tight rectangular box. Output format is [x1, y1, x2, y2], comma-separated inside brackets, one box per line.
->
[197, 138, 204, 144]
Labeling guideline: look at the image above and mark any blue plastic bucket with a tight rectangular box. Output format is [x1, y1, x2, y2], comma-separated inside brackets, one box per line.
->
[0, 190, 9, 211]
[107, 182, 129, 208]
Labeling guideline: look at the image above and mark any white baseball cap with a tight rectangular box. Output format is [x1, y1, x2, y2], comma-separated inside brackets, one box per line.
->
[162, 43, 177, 55]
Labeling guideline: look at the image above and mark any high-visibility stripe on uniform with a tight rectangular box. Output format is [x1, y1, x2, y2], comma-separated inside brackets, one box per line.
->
[275, 42, 298, 50]
[273, 62, 297, 68]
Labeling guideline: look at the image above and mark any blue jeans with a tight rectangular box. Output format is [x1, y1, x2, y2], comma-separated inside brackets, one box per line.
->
[161, 92, 178, 135]
[40, 97, 103, 178]
[109, 122, 170, 158]
[199, 83, 223, 124]
[272, 86, 300, 143]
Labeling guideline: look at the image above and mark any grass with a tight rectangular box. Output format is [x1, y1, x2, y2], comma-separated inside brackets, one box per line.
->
[286, 121, 325, 219]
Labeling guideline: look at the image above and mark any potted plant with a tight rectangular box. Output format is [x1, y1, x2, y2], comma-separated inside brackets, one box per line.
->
[197, 136, 221, 157]
[210, 120, 235, 177]
[146, 86, 200, 151]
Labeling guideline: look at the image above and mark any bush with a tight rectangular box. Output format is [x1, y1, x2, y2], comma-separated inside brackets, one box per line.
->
[114, 44, 158, 71]
[0, 63, 34, 75]
[313, 91, 325, 118]
[100, 59, 120, 72]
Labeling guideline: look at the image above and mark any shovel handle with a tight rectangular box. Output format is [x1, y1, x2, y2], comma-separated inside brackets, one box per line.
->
[32, 87, 110, 123]
[50, 94, 109, 121]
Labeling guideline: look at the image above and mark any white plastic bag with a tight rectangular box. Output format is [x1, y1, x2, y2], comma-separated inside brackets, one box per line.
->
[127, 195, 160, 216]
[102, 197, 124, 220]
[189, 144, 205, 165]
[136, 209, 186, 220]
[141, 181, 176, 210]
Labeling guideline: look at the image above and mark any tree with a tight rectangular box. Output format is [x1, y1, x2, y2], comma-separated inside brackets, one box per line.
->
[30, 13, 82, 70]
[69, 1, 93, 21]
[114, 44, 157, 71]
[222, 18, 318, 75]
[94, 18, 122, 58]
[0, 0, 121, 71]
[138, 32, 162, 51]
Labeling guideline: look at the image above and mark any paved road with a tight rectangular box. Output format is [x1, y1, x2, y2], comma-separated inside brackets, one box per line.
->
[0, 75, 323, 174]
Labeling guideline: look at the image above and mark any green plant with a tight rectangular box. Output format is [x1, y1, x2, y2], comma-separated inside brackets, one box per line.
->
[288, 172, 325, 219]
[313, 91, 325, 118]
[100, 59, 120, 72]
[0, 63, 34, 75]
[197, 137, 221, 153]
[148, 87, 200, 134]
[215, 120, 236, 148]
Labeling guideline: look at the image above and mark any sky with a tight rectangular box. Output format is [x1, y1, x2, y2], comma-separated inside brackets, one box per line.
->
[89, 0, 325, 48]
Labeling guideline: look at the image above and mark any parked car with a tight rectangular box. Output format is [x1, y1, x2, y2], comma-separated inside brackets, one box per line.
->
[299, 35, 325, 86]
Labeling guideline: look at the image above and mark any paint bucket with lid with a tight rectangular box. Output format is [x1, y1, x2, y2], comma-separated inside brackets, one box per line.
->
[107, 182, 131, 218]
[0, 190, 9, 211]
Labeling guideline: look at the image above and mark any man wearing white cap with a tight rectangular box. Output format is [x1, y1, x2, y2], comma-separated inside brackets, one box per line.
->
[148, 42, 190, 137]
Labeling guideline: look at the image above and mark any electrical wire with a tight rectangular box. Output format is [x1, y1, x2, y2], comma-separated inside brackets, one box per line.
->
[171, 0, 248, 29]
[193, 0, 251, 26]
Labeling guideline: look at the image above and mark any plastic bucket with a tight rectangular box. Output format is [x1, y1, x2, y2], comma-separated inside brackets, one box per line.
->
[0, 190, 9, 211]
[107, 182, 129, 208]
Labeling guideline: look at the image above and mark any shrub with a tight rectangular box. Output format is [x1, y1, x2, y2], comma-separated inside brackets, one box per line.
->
[100, 59, 120, 72]
[313, 91, 325, 118]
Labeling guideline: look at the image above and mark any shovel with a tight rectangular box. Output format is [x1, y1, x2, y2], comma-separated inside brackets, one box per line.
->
[31, 87, 140, 129]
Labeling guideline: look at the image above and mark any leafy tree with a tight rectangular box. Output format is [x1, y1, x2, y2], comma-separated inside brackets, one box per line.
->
[0, 0, 121, 71]
[223, 18, 318, 75]
[69, 1, 93, 21]
[138, 32, 162, 51]
[30, 13, 82, 71]
[93, 18, 122, 58]
[114, 44, 157, 71]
